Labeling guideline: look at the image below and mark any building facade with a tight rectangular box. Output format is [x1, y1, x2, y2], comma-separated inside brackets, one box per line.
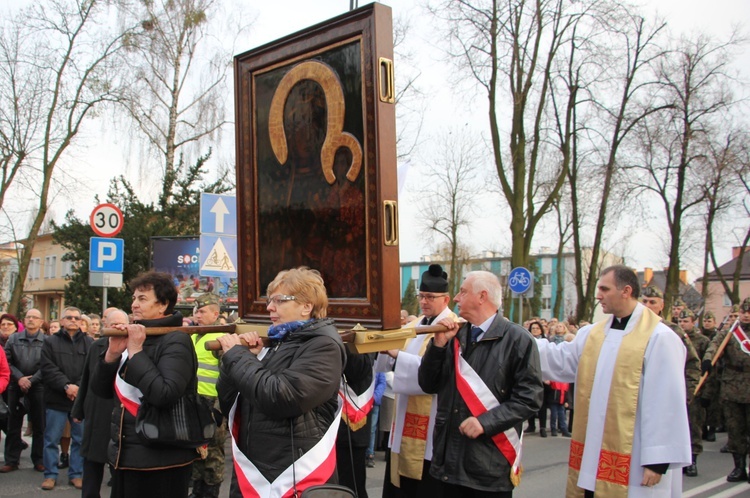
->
[400, 248, 622, 322]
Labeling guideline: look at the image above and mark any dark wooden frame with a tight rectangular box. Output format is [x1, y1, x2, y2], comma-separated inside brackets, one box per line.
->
[234, 4, 400, 330]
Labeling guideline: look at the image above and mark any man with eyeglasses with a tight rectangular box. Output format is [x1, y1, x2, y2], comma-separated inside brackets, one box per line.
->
[40, 306, 92, 490]
[1, 309, 46, 473]
[378, 264, 456, 498]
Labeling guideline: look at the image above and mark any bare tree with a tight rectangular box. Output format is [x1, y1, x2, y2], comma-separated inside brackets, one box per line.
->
[629, 33, 739, 317]
[565, 9, 669, 322]
[418, 127, 484, 302]
[4, 0, 136, 315]
[428, 0, 585, 271]
[0, 22, 46, 215]
[704, 133, 750, 305]
[116, 0, 234, 211]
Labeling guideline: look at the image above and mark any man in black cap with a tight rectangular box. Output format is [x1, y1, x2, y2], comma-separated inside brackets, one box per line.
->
[378, 264, 457, 498]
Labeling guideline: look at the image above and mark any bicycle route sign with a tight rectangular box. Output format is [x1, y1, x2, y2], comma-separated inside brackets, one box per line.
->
[508, 267, 532, 294]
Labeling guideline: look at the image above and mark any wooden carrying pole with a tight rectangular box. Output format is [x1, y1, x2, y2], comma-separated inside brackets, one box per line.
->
[100, 322, 456, 353]
[694, 320, 740, 396]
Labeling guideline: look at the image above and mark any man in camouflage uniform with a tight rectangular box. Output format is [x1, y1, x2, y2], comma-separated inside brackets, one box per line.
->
[679, 309, 710, 476]
[189, 294, 227, 498]
[671, 297, 686, 324]
[701, 311, 722, 441]
[641, 287, 701, 397]
[702, 297, 750, 483]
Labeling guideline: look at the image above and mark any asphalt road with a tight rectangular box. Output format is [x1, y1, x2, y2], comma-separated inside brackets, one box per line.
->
[2, 430, 750, 497]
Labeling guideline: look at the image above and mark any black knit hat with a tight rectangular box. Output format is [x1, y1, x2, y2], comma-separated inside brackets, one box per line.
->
[420, 264, 449, 293]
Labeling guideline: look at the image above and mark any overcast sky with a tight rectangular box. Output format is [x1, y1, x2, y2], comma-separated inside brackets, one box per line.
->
[22, 0, 750, 280]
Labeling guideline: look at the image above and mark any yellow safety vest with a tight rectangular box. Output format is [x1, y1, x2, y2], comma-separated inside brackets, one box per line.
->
[192, 332, 224, 397]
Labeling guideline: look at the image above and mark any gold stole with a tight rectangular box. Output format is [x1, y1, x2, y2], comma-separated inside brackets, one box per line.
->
[390, 332, 434, 486]
[566, 309, 660, 498]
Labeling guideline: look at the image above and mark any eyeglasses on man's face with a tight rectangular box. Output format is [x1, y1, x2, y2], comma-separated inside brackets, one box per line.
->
[63, 315, 81, 321]
[267, 295, 297, 306]
[25, 315, 42, 320]
[418, 293, 448, 302]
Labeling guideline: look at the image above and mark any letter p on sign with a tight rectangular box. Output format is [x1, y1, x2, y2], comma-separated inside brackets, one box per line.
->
[89, 237, 125, 273]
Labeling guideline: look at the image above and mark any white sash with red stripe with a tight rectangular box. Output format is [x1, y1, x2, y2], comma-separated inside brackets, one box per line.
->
[453, 338, 523, 483]
[729, 320, 750, 355]
[229, 396, 341, 498]
[113, 352, 142, 417]
[339, 372, 376, 429]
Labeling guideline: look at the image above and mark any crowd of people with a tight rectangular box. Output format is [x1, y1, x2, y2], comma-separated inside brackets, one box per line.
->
[0, 264, 747, 498]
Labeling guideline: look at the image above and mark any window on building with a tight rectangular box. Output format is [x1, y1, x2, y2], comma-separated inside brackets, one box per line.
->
[541, 273, 551, 286]
[723, 293, 733, 307]
[28, 258, 41, 280]
[44, 256, 57, 279]
[62, 258, 74, 278]
[542, 297, 552, 310]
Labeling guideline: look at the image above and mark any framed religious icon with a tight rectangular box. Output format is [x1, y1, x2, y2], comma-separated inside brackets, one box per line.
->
[234, 3, 401, 330]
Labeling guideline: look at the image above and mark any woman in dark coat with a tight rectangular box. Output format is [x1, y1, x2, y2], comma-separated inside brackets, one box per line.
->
[216, 267, 346, 498]
[92, 272, 199, 498]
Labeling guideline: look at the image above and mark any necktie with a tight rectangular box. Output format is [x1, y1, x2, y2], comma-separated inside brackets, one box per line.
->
[470, 326, 483, 343]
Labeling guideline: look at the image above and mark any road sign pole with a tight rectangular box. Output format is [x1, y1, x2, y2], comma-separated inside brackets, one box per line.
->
[102, 287, 108, 316]
[519, 294, 523, 324]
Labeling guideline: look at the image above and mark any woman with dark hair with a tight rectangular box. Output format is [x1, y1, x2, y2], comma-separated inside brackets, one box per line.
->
[216, 267, 346, 498]
[0, 313, 20, 347]
[92, 271, 199, 498]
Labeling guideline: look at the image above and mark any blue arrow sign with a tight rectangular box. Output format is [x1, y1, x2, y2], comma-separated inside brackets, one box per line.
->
[89, 237, 124, 273]
[200, 193, 237, 236]
[508, 267, 532, 294]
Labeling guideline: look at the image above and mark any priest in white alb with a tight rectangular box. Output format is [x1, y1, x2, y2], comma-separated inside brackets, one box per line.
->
[535, 265, 691, 498]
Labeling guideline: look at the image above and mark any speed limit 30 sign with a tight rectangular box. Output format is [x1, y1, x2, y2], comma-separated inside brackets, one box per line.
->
[90, 203, 124, 237]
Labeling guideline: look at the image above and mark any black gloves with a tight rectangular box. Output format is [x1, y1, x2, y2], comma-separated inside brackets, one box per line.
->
[701, 359, 712, 375]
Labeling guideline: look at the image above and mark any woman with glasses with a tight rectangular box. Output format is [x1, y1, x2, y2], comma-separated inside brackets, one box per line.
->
[216, 267, 347, 498]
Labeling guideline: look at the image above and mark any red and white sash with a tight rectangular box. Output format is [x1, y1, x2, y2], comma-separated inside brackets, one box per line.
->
[229, 396, 342, 498]
[113, 352, 142, 417]
[453, 339, 523, 481]
[339, 372, 375, 430]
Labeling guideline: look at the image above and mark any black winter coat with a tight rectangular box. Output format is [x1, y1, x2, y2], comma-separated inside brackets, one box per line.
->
[5, 330, 45, 385]
[91, 312, 199, 470]
[418, 313, 543, 492]
[41, 329, 93, 412]
[217, 318, 346, 497]
[71, 338, 116, 463]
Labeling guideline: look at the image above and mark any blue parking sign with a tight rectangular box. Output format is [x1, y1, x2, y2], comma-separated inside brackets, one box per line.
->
[89, 237, 124, 273]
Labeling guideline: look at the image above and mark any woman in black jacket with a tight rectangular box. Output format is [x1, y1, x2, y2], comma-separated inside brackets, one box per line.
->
[216, 267, 346, 498]
[92, 272, 199, 498]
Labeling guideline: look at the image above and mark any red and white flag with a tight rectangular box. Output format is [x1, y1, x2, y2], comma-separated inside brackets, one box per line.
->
[340, 373, 376, 430]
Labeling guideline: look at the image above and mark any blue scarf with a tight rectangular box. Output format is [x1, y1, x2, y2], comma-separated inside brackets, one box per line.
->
[267, 320, 309, 345]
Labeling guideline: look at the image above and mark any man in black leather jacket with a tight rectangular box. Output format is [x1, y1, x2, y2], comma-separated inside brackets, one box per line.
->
[419, 271, 543, 497]
[2, 308, 46, 473]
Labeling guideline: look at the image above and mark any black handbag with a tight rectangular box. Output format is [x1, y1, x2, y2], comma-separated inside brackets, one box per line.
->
[135, 392, 216, 448]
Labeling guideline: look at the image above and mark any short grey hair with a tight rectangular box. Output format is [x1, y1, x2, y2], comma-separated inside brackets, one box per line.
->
[466, 271, 503, 308]
[105, 309, 129, 327]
